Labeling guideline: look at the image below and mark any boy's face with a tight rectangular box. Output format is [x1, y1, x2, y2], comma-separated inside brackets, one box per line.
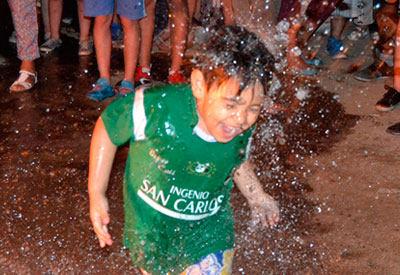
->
[191, 69, 264, 143]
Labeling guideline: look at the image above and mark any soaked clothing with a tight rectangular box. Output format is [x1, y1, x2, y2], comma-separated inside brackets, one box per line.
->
[332, 0, 373, 26]
[7, 0, 39, 61]
[141, 249, 234, 275]
[278, 0, 343, 25]
[101, 84, 251, 274]
[84, 0, 146, 20]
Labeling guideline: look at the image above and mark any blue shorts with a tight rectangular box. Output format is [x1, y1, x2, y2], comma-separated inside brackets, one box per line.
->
[84, 0, 146, 21]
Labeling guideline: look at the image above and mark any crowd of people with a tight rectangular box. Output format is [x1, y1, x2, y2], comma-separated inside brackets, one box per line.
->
[5, 0, 400, 274]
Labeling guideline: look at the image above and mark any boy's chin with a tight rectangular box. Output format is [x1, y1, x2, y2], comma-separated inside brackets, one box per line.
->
[214, 133, 239, 143]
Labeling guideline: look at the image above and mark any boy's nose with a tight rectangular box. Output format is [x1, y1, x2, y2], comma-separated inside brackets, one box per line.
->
[233, 109, 248, 128]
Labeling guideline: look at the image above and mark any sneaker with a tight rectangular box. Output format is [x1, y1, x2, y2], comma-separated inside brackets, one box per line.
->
[386, 122, 400, 135]
[78, 40, 93, 56]
[134, 66, 152, 84]
[375, 85, 400, 112]
[354, 60, 393, 82]
[8, 31, 17, 43]
[86, 78, 115, 101]
[326, 36, 347, 59]
[118, 80, 134, 97]
[40, 38, 62, 53]
[347, 27, 369, 41]
[168, 71, 186, 84]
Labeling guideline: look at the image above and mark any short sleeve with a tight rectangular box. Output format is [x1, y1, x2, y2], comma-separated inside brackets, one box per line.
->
[101, 94, 135, 146]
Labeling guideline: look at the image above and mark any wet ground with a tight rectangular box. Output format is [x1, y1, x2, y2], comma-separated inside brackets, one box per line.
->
[2, 2, 400, 274]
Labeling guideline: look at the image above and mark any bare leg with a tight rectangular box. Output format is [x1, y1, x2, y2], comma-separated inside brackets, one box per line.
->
[221, 0, 235, 26]
[394, 20, 400, 91]
[167, 0, 188, 73]
[330, 16, 346, 40]
[49, 0, 63, 40]
[93, 15, 113, 81]
[139, 0, 156, 70]
[287, 22, 309, 71]
[120, 16, 140, 82]
[77, 0, 91, 42]
[187, 0, 196, 22]
[20, 60, 36, 72]
[8, 0, 39, 91]
[41, 0, 51, 37]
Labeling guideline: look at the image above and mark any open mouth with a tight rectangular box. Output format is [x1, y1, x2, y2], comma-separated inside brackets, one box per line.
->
[220, 123, 240, 139]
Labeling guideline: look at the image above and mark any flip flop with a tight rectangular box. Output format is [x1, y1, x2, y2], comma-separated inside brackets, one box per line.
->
[302, 56, 323, 66]
[9, 70, 38, 92]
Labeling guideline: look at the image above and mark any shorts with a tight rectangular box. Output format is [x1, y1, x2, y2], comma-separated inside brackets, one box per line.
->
[140, 249, 234, 275]
[84, 0, 146, 21]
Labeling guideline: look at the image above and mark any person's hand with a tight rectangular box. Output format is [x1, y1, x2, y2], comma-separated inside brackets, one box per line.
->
[248, 193, 280, 228]
[89, 194, 113, 247]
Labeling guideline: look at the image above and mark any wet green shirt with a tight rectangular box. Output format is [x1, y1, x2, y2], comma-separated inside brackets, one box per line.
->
[101, 84, 251, 274]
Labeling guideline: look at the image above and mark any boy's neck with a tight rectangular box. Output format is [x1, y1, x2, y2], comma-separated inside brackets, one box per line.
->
[193, 125, 216, 142]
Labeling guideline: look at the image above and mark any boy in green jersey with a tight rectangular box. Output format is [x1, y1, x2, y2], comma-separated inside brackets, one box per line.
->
[88, 26, 280, 274]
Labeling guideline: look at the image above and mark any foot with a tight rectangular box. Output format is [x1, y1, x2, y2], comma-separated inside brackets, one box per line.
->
[354, 60, 393, 82]
[40, 38, 62, 53]
[375, 85, 400, 112]
[168, 71, 186, 84]
[9, 70, 38, 92]
[387, 122, 400, 135]
[134, 66, 152, 85]
[86, 78, 115, 101]
[78, 40, 93, 56]
[347, 26, 369, 41]
[326, 37, 347, 59]
[118, 80, 134, 97]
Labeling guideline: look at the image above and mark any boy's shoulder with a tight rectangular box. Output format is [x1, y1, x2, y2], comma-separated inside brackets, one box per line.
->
[144, 83, 192, 100]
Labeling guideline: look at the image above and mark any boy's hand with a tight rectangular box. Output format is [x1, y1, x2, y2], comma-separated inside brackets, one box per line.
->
[248, 193, 280, 228]
[90, 195, 113, 248]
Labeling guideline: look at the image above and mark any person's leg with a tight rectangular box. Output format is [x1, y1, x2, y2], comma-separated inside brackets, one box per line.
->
[330, 16, 346, 40]
[167, 0, 188, 75]
[221, 0, 235, 26]
[85, 0, 115, 100]
[41, 0, 51, 39]
[77, 0, 93, 55]
[120, 16, 140, 83]
[93, 15, 113, 81]
[138, 0, 156, 71]
[375, 18, 400, 116]
[8, 0, 39, 92]
[40, 0, 63, 52]
[187, 0, 197, 22]
[49, 0, 63, 40]
[326, 15, 347, 58]
[286, 22, 312, 72]
[354, 1, 398, 82]
[77, 0, 91, 42]
[298, 0, 343, 51]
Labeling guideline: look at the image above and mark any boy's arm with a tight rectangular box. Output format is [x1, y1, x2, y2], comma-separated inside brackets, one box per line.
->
[88, 117, 118, 248]
[233, 160, 280, 227]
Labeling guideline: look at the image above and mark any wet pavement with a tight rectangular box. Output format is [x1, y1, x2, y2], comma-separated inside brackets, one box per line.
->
[2, 2, 400, 274]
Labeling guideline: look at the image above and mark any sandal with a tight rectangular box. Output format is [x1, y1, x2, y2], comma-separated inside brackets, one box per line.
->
[78, 40, 93, 56]
[10, 70, 38, 92]
[118, 80, 135, 97]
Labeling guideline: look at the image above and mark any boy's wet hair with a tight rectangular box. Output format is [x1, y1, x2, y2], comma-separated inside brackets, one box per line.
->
[194, 26, 275, 95]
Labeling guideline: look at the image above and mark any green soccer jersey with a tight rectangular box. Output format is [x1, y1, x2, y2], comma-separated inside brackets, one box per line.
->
[101, 84, 251, 274]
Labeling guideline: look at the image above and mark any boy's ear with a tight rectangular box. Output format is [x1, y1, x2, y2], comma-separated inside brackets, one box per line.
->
[191, 69, 207, 100]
